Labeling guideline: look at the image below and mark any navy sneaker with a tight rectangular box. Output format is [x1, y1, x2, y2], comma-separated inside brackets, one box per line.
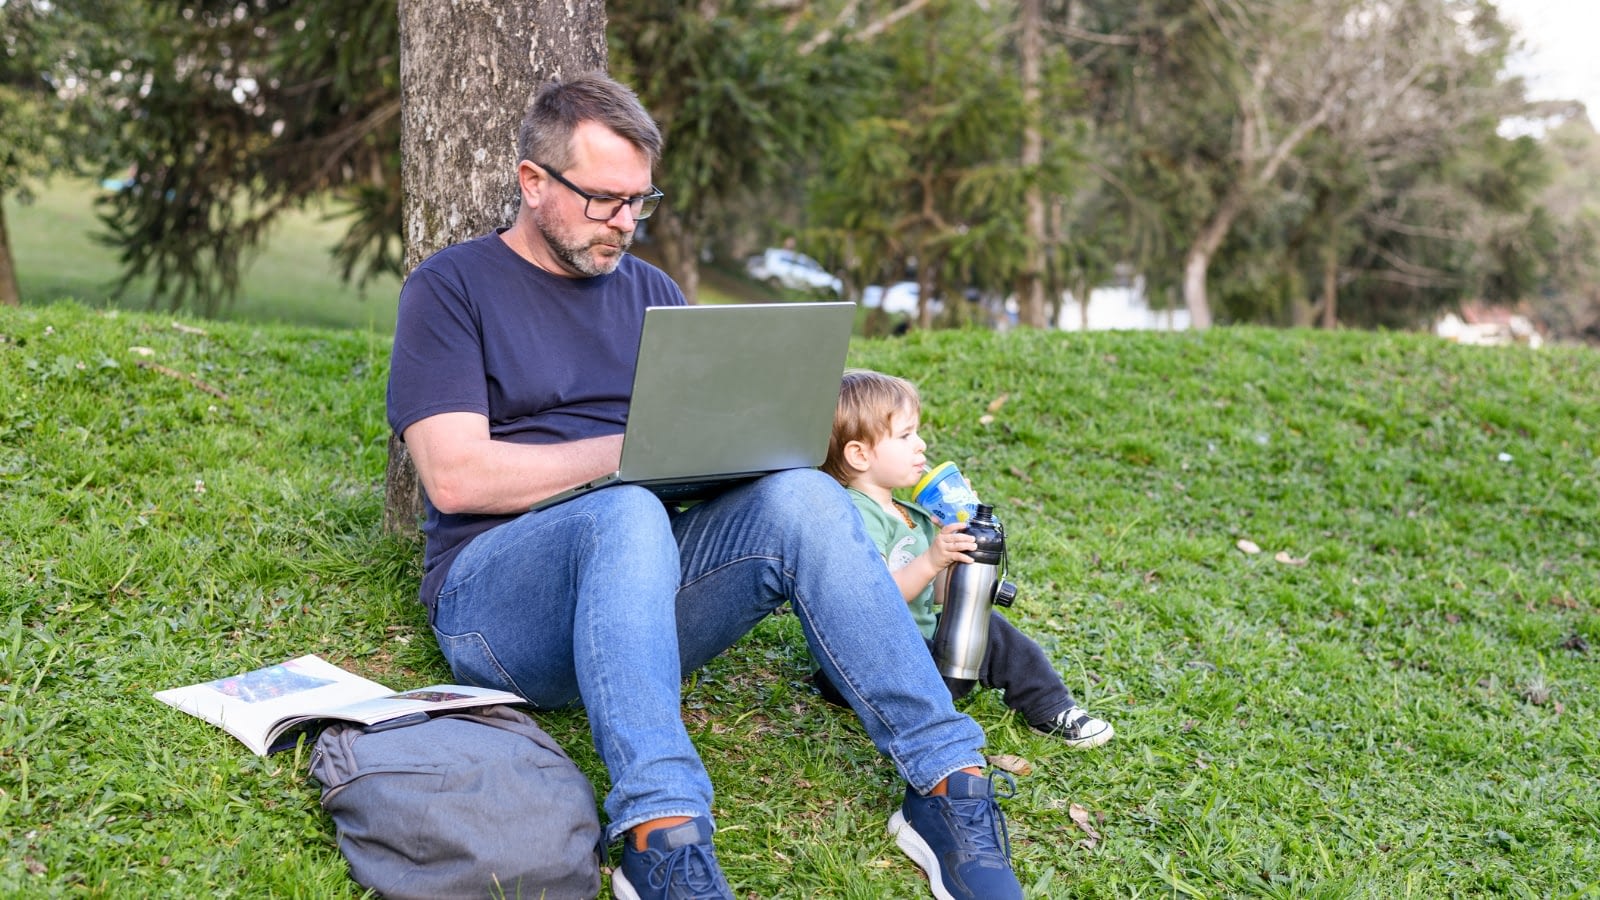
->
[612, 816, 735, 900]
[889, 770, 1024, 900]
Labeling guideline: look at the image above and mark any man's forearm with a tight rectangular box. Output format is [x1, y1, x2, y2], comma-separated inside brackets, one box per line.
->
[404, 413, 623, 514]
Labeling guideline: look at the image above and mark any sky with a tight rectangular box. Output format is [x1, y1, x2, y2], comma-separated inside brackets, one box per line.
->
[1492, 0, 1600, 115]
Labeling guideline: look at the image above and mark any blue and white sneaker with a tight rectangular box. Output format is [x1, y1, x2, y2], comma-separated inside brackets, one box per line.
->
[888, 770, 1024, 900]
[612, 816, 734, 900]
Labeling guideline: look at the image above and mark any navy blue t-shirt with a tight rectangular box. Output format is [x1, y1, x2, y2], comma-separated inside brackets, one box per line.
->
[386, 230, 686, 607]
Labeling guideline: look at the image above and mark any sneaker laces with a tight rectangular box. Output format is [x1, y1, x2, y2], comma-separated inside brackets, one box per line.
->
[645, 841, 727, 899]
[948, 771, 1016, 863]
[1055, 707, 1088, 736]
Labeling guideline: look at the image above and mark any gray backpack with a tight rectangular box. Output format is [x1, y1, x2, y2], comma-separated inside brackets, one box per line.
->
[309, 704, 602, 899]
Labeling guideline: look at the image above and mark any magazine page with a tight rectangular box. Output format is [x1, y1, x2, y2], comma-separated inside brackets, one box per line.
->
[154, 654, 395, 756]
[155, 655, 529, 756]
[319, 684, 527, 727]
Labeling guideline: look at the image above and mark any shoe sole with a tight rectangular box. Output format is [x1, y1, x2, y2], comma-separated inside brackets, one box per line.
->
[612, 871, 644, 900]
[888, 811, 957, 900]
[1034, 718, 1115, 749]
[1061, 722, 1114, 750]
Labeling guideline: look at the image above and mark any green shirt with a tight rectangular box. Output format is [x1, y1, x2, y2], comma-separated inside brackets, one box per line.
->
[847, 487, 940, 638]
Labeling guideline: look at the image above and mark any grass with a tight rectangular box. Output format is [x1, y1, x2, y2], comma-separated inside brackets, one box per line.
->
[7, 178, 403, 334]
[2, 301, 1598, 898]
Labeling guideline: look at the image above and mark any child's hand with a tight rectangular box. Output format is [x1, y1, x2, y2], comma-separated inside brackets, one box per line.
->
[925, 521, 976, 570]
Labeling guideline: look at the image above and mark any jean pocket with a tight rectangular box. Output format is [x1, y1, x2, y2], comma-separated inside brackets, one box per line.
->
[430, 627, 520, 696]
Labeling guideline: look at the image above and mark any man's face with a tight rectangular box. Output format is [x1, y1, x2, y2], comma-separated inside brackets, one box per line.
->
[528, 121, 654, 278]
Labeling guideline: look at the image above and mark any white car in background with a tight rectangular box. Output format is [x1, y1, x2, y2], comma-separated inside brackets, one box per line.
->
[862, 281, 941, 316]
[745, 248, 843, 296]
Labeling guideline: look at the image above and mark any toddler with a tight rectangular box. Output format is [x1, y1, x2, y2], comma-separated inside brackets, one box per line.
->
[816, 369, 1113, 749]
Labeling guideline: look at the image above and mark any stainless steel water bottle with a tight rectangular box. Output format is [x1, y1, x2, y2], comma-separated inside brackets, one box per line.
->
[931, 503, 1017, 693]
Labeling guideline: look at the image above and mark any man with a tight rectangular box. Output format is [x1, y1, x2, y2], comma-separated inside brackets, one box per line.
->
[387, 71, 1023, 900]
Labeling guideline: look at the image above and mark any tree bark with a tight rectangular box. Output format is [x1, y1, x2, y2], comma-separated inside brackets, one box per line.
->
[1319, 242, 1339, 329]
[1016, 0, 1048, 329]
[1181, 187, 1246, 331]
[0, 200, 19, 307]
[650, 209, 700, 303]
[385, 0, 608, 537]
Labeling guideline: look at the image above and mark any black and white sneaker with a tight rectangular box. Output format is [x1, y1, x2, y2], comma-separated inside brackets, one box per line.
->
[1032, 705, 1114, 749]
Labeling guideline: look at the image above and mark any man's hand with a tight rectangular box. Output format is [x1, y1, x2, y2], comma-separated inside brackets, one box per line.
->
[403, 412, 623, 514]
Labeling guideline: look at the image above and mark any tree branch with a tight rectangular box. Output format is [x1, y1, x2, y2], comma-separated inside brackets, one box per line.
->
[800, 0, 932, 54]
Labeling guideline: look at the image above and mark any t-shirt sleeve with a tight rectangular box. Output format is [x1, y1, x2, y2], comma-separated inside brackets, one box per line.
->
[387, 263, 488, 437]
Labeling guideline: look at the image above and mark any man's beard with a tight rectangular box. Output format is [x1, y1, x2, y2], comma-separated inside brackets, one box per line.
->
[535, 211, 631, 277]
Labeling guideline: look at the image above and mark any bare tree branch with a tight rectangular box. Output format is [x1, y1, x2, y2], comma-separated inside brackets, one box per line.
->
[800, 0, 932, 54]
[1040, 22, 1137, 46]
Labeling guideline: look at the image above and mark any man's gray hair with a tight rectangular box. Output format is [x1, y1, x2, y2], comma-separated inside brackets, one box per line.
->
[518, 71, 663, 169]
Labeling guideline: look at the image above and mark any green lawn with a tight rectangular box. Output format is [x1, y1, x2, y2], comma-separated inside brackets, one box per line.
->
[6, 178, 403, 333]
[2, 303, 1597, 898]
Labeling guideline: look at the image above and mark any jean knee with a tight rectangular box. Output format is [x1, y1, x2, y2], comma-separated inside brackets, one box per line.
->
[585, 485, 676, 540]
[750, 468, 852, 523]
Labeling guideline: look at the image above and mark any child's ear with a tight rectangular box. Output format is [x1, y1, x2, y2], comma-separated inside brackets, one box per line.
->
[842, 439, 872, 473]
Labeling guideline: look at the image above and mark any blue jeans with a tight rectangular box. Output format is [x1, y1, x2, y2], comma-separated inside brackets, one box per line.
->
[430, 468, 986, 841]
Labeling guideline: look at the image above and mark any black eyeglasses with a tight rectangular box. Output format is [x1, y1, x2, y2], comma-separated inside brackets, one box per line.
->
[536, 163, 664, 221]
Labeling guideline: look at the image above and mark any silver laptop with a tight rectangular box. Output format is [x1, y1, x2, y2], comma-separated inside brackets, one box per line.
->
[531, 301, 856, 511]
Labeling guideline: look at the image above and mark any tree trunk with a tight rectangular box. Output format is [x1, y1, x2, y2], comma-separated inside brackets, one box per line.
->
[1319, 242, 1339, 329]
[386, 0, 608, 537]
[1016, 0, 1047, 329]
[1180, 248, 1212, 331]
[1181, 187, 1250, 331]
[0, 200, 19, 307]
[650, 210, 700, 303]
[917, 269, 937, 330]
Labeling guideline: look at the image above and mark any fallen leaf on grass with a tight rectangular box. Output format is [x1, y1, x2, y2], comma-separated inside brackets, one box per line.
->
[979, 414, 995, 425]
[1236, 539, 1261, 554]
[987, 753, 1033, 776]
[1273, 551, 1307, 566]
[987, 393, 1010, 412]
[171, 321, 208, 336]
[1069, 803, 1101, 850]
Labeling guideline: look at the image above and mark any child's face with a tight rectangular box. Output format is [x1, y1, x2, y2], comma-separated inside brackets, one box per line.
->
[860, 407, 928, 490]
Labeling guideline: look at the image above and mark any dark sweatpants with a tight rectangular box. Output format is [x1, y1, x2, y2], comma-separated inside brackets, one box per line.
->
[814, 611, 1076, 728]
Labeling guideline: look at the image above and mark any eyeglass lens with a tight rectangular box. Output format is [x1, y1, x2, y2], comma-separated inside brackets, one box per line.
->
[587, 192, 661, 221]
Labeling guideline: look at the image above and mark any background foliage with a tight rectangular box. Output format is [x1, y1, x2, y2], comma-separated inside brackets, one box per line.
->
[4, 0, 1598, 336]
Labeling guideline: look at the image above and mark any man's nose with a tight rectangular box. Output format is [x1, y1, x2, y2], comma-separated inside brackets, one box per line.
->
[604, 204, 637, 229]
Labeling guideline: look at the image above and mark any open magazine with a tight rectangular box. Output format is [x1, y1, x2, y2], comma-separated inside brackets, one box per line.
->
[154, 654, 525, 756]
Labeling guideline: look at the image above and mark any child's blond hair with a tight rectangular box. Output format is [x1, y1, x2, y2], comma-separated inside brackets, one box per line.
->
[821, 369, 922, 486]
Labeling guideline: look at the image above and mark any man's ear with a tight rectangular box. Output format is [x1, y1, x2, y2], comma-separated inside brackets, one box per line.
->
[842, 439, 872, 473]
[516, 160, 544, 209]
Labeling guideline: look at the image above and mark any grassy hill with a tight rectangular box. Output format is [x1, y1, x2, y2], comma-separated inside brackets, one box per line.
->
[2, 302, 1597, 897]
[6, 179, 407, 334]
